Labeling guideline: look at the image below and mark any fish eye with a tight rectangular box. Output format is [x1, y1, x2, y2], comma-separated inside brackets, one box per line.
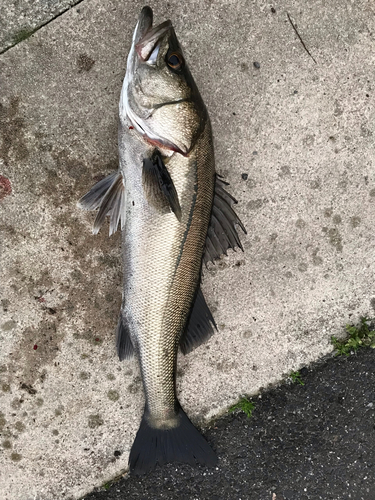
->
[167, 52, 183, 70]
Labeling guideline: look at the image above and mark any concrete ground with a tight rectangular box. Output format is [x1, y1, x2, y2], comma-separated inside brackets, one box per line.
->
[0, 1, 374, 499]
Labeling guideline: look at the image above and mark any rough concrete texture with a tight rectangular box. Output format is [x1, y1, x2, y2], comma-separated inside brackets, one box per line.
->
[0, 0, 81, 54]
[0, 0, 374, 499]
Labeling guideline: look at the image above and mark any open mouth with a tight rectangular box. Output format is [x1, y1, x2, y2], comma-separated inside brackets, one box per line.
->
[135, 7, 172, 61]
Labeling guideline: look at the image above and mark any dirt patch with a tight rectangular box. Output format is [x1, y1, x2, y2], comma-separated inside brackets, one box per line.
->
[0, 97, 29, 166]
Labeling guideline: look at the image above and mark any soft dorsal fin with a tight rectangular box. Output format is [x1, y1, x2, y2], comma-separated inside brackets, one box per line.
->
[142, 152, 182, 221]
[116, 312, 134, 361]
[78, 171, 125, 236]
[203, 176, 246, 265]
[180, 287, 217, 355]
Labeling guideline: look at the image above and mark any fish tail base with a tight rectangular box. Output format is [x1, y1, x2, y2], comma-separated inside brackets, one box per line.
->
[129, 405, 217, 474]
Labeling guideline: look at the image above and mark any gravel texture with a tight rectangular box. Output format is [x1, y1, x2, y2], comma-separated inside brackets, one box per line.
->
[83, 348, 375, 500]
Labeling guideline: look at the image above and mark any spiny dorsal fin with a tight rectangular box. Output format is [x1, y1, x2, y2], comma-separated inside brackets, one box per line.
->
[78, 171, 125, 236]
[142, 152, 182, 221]
[203, 176, 246, 265]
[116, 312, 134, 361]
[180, 287, 217, 355]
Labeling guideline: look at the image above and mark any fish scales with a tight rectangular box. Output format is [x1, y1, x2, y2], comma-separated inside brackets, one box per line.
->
[121, 119, 215, 423]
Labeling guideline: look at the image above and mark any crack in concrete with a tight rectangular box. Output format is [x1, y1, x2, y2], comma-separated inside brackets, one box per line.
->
[0, 0, 85, 55]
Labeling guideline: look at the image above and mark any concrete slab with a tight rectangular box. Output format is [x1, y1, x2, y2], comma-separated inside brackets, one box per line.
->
[0, 0, 81, 54]
[0, 0, 374, 499]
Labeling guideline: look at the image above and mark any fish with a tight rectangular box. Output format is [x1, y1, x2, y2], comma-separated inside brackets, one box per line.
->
[78, 6, 246, 475]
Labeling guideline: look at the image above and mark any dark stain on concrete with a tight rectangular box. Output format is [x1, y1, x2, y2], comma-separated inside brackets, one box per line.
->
[14, 421, 25, 433]
[324, 208, 333, 218]
[10, 452, 22, 461]
[332, 214, 342, 224]
[247, 198, 268, 211]
[0, 97, 29, 166]
[77, 53, 95, 72]
[295, 218, 306, 229]
[298, 262, 308, 272]
[107, 390, 119, 401]
[278, 166, 291, 178]
[310, 178, 321, 190]
[88, 414, 104, 428]
[311, 248, 323, 266]
[20, 383, 37, 395]
[324, 227, 343, 252]
[2, 439, 12, 449]
[4, 318, 64, 389]
[0, 412, 7, 429]
[350, 216, 361, 228]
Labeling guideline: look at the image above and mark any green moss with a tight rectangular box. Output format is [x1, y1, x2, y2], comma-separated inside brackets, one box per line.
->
[289, 371, 304, 385]
[229, 397, 255, 418]
[331, 317, 375, 355]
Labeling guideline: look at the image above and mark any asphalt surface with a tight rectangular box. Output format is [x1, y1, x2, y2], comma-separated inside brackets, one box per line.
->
[82, 347, 375, 500]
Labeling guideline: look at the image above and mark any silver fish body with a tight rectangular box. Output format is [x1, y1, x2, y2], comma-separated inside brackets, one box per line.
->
[119, 120, 215, 429]
[79, 6, 245, 474]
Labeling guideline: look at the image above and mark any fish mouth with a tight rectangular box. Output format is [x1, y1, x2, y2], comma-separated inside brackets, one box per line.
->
[123, 7, 190, 155]
[134, 7, 172, 61]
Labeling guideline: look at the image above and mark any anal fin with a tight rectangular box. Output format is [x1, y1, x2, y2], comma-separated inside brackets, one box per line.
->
[142, 152, 182, 221]
[116, 312, 134, 361]
[180, 287, 217, 355]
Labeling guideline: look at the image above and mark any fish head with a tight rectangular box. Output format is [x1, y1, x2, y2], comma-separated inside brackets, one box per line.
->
[120, 6, 206, 155]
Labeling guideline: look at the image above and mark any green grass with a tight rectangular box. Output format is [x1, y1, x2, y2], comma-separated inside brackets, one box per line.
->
[229, 397, 255, 418]
[289, 371, 304, 385]
[331, 317, 375, 356]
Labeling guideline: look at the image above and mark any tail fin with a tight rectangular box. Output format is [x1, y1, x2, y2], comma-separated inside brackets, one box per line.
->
[129, 406, 217, 475]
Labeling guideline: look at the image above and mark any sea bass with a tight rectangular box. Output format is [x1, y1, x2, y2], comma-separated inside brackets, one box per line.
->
[78, 6, 246, 474]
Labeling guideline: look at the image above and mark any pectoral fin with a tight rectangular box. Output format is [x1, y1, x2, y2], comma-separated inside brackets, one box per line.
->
[142, 152, 182, 221]
[180, 287, 217, 355]
[78, 172, 125, 236]
[203, 176, 247, 265]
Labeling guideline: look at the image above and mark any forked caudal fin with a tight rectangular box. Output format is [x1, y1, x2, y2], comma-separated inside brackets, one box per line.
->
[129, 405, 217, 474]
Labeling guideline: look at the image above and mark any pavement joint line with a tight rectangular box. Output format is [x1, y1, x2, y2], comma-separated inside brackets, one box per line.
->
[0, 0, 85, 56]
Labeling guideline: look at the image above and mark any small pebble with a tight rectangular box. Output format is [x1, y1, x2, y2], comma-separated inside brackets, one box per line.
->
[241, 173, 248, 180]
[253, 61, 260, 69]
